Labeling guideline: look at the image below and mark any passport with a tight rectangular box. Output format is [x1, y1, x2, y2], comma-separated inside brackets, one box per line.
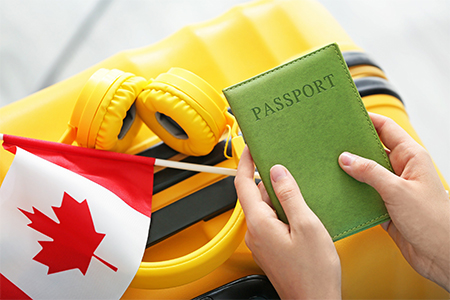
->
[223, 43, 392, 241]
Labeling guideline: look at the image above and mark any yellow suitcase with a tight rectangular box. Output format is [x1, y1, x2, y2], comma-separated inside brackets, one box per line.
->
[1, 0, 448, 298]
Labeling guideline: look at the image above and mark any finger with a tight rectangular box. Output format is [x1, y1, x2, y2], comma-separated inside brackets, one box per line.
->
[235, 147, 260, 209]
[369, 112, 432, 178]
[339, 151, 399, 196]
[235, 146, 254, 181]
[235, 147, 275, 221]
[380, 220, 403, 249]
[368, 113, 420, 154]
[270, 164, 311, 225]
[381, 220, 390, 231]
[258, 181, 273, 208]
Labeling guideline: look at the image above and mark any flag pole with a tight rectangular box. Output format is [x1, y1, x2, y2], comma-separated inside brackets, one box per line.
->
[154, 158, 258, 179]
[0, 134, 260, 179]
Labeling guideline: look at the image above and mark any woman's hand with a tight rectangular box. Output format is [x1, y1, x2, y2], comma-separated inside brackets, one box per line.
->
[339, 113, 450, 291]
[235, 147, 341, 299]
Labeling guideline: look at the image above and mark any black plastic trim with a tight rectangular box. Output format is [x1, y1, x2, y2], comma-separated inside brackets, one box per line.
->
[139, 139, 238, 247]
[354, 76, 403, 104]
[138, 140, 229, 194]
[138, 141, 179, 160]
[147, 176, 237, 247]
[342, 51, 382, 70]
[192, 275, 280, 300]
[153, 141, 228, 194]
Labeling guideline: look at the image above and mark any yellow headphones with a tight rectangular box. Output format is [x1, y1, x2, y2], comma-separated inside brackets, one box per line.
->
[60, 67, 246, 289]
[60, 67, 238, 157]
[59, 69, 147, 153]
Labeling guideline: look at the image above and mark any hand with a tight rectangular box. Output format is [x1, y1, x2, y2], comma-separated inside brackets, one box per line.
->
[339, 113, 450, 292]
[235, 147, 341, 299]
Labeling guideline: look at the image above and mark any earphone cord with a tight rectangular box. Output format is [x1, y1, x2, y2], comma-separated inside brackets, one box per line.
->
[223, 124, 233, 160]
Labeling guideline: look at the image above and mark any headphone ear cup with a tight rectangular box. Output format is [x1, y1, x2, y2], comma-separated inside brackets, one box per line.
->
[137, 84, 214, 156]
[68, 69, 147, 153]
[136, 68, 228, 156]
[93, 75, 147, 152]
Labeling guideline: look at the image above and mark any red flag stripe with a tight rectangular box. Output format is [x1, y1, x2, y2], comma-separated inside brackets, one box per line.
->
[2, 134, 154, 217]
[0, 273, 32, 300]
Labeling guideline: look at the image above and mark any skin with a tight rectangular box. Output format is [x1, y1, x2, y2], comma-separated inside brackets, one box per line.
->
[235, 113, 449, 298]
[235, 149, 342, 299]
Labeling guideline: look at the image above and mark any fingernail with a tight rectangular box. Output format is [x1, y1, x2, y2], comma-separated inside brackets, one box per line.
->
[340, 152, 356, 166]
[271, 165, 287, 182]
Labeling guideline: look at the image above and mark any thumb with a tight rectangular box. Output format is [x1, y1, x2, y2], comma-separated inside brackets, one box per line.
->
[339, 152, 397, 194]
[270, 164, 311, 225]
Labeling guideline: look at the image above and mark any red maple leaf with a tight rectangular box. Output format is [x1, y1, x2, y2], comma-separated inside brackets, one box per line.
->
[19, 192, 118, 275]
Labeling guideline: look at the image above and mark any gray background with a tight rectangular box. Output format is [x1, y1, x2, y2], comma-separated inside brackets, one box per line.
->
[1, 0, 449, 182]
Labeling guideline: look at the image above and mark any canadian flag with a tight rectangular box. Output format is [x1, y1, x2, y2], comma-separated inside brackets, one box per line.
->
[0, 135, 154, 299]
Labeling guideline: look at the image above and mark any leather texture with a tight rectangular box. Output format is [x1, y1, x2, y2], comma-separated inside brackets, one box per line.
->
[224, 43, 392, 241]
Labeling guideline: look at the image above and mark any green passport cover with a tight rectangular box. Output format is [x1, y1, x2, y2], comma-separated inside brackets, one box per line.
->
[223, 43, 392, 241]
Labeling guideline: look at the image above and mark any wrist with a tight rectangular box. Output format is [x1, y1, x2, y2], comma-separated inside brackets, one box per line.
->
[429, 260, 450, 292]
[279, 288, 341, 300]
[423, 220, 450, 292]
[418, 193, 450, 292]
[275, 276, 341, 300]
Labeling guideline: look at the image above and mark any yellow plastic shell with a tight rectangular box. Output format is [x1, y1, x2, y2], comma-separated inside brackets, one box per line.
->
[134, 185, 246, 289]
[0, 0, 448, 298]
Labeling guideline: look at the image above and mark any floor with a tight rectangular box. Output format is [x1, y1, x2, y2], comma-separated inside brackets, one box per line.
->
[0, 0, 449, 182]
